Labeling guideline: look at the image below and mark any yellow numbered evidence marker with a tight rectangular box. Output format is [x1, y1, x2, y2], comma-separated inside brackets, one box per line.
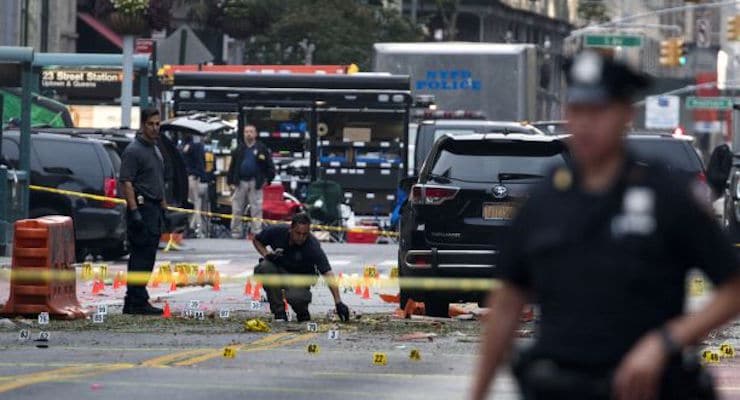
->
[689, 277, 704, 296]
[372, 352, 388, 366]
[720, 342, 736, 358]
[307, 344, 320, 355]
[363, 266, 378, 279]
[223, 346, 238, 359]
[390, 266, 399, 279]
[409, 349, 421, 361]
[702, 349, 720, 364]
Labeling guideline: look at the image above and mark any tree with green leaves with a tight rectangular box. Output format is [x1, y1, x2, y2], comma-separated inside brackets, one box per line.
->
[217, 0, 421, 68]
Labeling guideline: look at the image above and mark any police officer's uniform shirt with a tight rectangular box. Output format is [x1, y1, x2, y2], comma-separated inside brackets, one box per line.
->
[120, 136, 165, 201]
[256, 225, 331, 275]
[499, 156, 739, 369]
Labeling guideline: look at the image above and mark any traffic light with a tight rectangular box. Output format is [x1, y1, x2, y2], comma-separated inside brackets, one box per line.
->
[728, 15, 739, 41]
[679, 41, 689, 66]
[659, 38, 684, 67]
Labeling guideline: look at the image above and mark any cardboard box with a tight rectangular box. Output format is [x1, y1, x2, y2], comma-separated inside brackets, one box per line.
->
[343, 127, 371, 142]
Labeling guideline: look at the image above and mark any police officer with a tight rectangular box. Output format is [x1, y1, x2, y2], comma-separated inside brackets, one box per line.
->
[120, 108, 166, 315]
[228, 124, 276, 240]
[471, 51, 740, 400]
[253, 213, 350, 322]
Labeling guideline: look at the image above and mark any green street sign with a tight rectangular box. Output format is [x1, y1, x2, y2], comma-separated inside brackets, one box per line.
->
[685, 96, 733, 110]
[584, 35, 643, 48]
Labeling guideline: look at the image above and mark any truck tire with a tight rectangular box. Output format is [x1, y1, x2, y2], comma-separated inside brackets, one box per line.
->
[399, 289, 411, 310]
[424, 295, 449, 318]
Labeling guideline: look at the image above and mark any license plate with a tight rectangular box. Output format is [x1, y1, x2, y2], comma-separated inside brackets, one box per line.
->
[483, 203, 516, 220]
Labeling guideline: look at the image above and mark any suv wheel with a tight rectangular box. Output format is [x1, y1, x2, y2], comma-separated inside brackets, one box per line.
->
[75, 246, 89, 263]
[424, 295, 449, 318]
[101, 241, 129, 261]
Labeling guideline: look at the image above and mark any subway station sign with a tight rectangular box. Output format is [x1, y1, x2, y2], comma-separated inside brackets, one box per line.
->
[40, 68, 138, 100]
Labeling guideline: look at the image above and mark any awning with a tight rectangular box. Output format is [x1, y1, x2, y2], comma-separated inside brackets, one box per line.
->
[77, 12, 123, 49]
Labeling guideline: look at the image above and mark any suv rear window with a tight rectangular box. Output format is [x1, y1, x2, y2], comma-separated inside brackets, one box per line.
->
[415, 124, 534, 173]
[34, 139, 104, 186]
[627, 138, 702, 173]
[429, 141, 566, 183]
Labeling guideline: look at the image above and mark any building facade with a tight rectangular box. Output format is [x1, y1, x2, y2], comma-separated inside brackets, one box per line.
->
[0, 0, 77, 52]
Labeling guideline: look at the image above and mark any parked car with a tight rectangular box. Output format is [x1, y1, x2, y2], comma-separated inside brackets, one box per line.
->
[39, 128, 190, 236]
[706, 144, 740, 243]
[626, 133, 705, 181]
[1, 130, 126, 261]
[398, 133, 569, 316]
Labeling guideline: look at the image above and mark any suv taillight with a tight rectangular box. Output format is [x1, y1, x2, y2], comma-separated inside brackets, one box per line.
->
[103, 177, 118, 208]
[410, 184, 459, 205]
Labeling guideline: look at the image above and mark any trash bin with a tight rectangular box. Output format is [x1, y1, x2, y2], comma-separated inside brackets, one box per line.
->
[0, 167, 28, 256]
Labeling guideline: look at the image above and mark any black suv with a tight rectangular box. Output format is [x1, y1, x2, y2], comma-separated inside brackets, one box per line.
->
[626, 133, 705, 180]
[399, 133, 568, 316]
[39, 128, 190, 236]
[2, 130, 126, 261]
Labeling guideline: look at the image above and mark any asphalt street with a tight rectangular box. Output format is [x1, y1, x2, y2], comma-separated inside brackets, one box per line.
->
[1, 239, 740, 399]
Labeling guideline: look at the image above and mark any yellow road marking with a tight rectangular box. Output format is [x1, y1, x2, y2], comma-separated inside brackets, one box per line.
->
[143, 333, 290, 367]
[173, 332, 303, 366]
[0, 332, 311, 393]
[0, 363, 133, 394]
[140, 348, 213, 367]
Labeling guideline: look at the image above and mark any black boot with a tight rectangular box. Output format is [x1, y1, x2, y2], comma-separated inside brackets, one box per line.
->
[274, 311, 288, 321]
[123, 298, 163, 315]
[296, 311, 311, 322]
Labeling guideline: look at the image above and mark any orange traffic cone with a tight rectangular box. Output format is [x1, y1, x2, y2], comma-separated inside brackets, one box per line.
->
[354, 284, 362, 296]
[196, 270, 206, 286]
[362, 286, 371, 300]
[252, 282, 262, 301]
[92, 278, 104, 295]
[212, 272, 221, 291]
[163, 301, 171, 318]
[149, 271, 159, 288]
[169, 279, 177, 292]
[113, 273, 121, 290]
[244, 279, 253, 296]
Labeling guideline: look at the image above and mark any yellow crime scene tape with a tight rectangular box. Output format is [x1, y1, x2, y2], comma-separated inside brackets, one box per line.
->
[0, 267, 502, 292]
[27, 185, 399, 237]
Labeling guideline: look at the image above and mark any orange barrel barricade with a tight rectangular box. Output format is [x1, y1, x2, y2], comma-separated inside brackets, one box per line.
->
[1, 215, 86, 319]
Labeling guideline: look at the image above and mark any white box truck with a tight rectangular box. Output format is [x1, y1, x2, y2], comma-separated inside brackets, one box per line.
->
[373, 42, 538, 121]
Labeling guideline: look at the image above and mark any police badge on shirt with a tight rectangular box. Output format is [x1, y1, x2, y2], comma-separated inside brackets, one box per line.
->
[611, 187, 657, 238]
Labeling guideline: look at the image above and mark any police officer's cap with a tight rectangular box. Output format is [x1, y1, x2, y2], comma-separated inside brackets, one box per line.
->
[563, 51, 651, 105]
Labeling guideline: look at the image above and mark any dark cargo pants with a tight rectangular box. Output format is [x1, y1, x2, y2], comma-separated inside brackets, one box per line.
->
[254, 260, 316, 316]
[125, 202, 162, 305]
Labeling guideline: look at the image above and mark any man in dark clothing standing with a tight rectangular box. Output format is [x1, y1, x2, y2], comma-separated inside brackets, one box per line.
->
[181, 133, 208, 237]
[471, 51, 740, 400]
[119, 108, 166, 315]
[253, 213, 350, 322]
[228, 124, 275, 239]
